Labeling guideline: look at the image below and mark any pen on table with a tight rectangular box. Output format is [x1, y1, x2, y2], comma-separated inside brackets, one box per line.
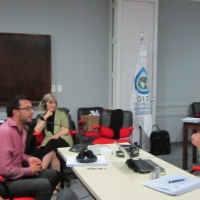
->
[87, 168, 106, 170]
[168, 178, 185, 183]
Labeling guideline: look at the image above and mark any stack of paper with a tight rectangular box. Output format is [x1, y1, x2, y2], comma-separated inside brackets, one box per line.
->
[90, 110, 100, 116]
[66, 156, 108, 167]
[182, 117, 200, 123]
[143, 174, 200, 196]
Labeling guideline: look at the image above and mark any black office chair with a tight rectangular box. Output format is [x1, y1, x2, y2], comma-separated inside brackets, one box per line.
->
[24, 118, 38, 155]
[57, 107, 78, 144]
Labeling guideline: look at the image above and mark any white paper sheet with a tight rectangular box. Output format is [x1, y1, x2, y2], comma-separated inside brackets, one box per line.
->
[143, 174, 200, 196]
[66, 156, 108, 167]
[182, 117, 200, 123]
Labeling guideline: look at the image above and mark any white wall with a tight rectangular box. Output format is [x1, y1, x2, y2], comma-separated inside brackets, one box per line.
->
[0, 0, 110, 124]
[1, 0, 200, 144]
[157, 0, 200, 142]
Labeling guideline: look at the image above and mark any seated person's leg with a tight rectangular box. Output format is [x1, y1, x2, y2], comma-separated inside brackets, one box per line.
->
[41, 168, 60, 196]
[39, 168, 60, 193]
[51, 152, 60, 172]
[34, 138, 68, 171]
[42, 151, 54, 169]
[44, 137, 69, 153]
[0, 169, 59, 200]
[34, 138, 69, 167]
[41, 151, 60, 172]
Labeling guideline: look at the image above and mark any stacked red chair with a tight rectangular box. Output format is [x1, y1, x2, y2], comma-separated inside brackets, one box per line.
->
[92, 109, 134, 145]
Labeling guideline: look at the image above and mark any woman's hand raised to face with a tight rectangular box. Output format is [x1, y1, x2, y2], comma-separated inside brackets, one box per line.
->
[44, 109, 54, 120]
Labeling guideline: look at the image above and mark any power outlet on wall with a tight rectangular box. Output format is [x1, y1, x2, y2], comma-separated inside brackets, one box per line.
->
[57, 85, 62, 92]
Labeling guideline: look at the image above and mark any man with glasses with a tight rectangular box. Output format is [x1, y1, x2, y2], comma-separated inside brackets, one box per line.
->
[0, 94, 59, 200]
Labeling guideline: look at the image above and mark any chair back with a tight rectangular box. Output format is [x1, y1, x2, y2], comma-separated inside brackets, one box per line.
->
[99, 109, 133, 139]
[100, 110, 133, 128]
[58, 107, 75, 131]
[24, 118, 38, 155]
[77, 107, 104, 120]
[191, 102, 200, 117]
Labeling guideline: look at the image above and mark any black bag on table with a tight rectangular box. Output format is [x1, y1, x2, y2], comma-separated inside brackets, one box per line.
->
[150, 125, 170, 155]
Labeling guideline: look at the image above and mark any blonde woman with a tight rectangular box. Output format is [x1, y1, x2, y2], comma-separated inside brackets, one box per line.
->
[34, 93, 73, 194]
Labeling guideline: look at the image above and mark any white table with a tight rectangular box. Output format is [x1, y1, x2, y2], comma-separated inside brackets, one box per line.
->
[58, 144, 200, 200]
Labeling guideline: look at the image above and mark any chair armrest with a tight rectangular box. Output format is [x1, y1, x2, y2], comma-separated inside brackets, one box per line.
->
[33, 132, 45, 144]
[33, 131, 42, 136]
[128, 127, 134, 131]
[78, 119, 85, 124]
[192, 166, 200, 171]
[70, 130, 78, 135]
[78, 120, 86, 131]
[93, 125, 100, 129]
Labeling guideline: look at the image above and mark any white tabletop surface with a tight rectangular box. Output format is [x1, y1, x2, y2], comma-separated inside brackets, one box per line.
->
[58, 144, 200, 200]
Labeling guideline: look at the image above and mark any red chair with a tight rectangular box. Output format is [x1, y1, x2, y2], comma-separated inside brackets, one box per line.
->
[190, 166, 200, 174]
[33, 129, 77, 148]
[77, 107, 104, 139]
[92, 109, 134, 145]
[0, 176, 35, 200]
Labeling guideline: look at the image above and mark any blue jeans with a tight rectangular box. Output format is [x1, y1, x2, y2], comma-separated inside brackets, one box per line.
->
[0, 169, 60, 200]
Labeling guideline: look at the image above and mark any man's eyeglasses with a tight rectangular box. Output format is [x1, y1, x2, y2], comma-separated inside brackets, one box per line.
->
[17, 106, 34, 111]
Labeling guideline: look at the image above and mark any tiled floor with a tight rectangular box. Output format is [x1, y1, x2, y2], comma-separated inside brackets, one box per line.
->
[157, 145, 200, 171]
[51, 179, 94, 200]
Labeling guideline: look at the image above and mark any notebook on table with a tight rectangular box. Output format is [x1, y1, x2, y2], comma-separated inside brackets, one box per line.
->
[143, 173, 200, 196]
[66, 156, 108, 167]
